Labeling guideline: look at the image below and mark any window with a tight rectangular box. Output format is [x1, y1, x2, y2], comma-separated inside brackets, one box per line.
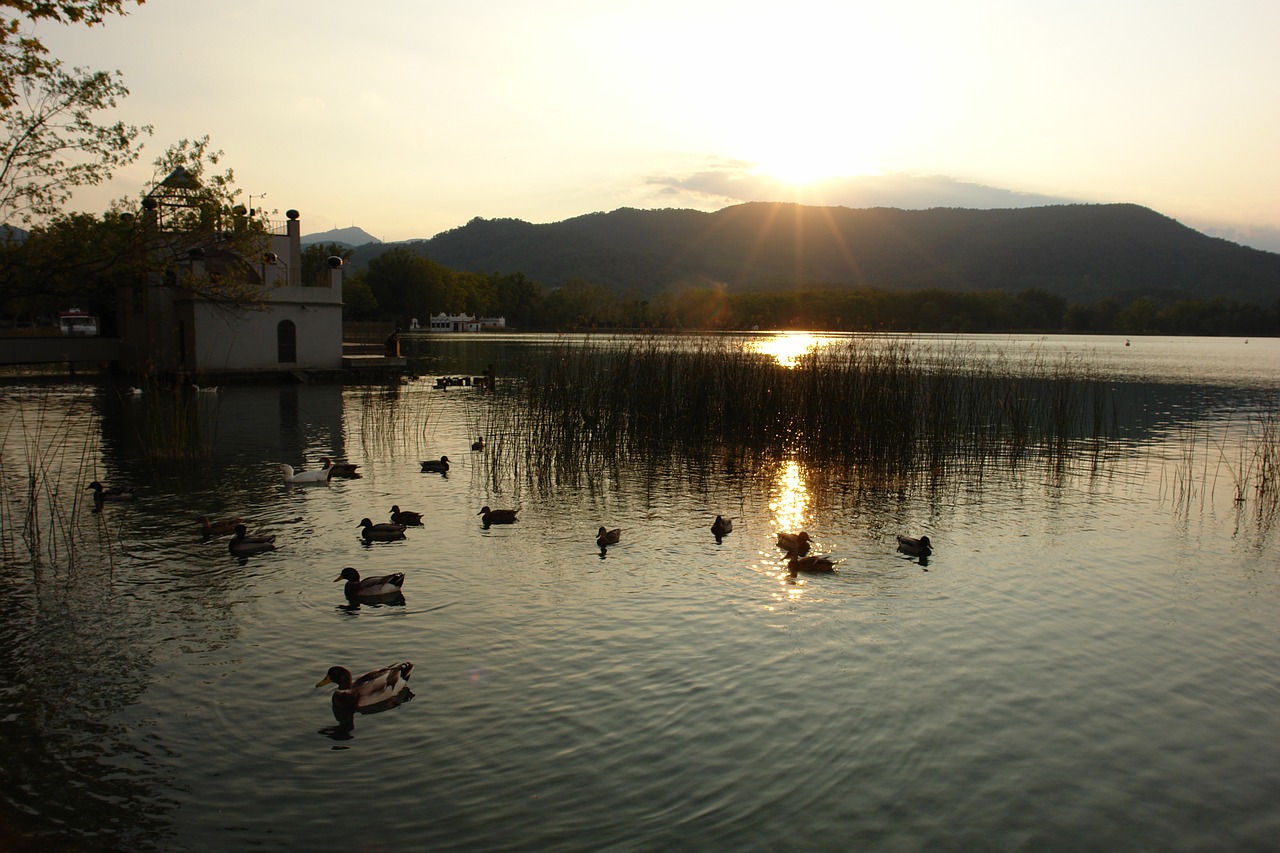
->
[277, 320, 297, 363]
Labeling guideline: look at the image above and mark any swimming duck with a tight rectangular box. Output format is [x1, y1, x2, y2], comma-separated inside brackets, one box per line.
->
[358, 518, 406, 541]
[896, 535, 932, 558]
[389, 505, 423, 526]
[776, 530, 812, 555]
[711, 515, 733, 536]
[316, 662, 414, 711]
[197, 515, 242, 536]
[471, 436, 485, 451]
[478, 505, 518, 525]
[787, 554, 836, 573]
[335, 567, 405, 600]
[87, 481, 134, 504]
[279, 463, 332, 485]
[596, 526, 622, 548]
[320, 457, 362, 479]
[419, 455, 450, 473]
[228, 524, 275, 555]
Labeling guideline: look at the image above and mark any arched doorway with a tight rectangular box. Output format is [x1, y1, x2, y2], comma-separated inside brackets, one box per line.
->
[277, 320, 297, 363]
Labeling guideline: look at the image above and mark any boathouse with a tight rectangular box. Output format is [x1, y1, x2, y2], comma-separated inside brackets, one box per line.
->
[116, 195, 344, 377]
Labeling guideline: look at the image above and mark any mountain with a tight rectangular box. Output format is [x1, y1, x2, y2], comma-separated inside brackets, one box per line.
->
[301, 225, 380, 248]
[354, 203, 1280, 305]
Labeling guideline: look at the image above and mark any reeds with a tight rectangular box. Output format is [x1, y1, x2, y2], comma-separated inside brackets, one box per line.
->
[135, 380, 214, 462]
[489, 334, 1117, 496]
[351, 381, 436, 461]
[0, 388, 101, 568]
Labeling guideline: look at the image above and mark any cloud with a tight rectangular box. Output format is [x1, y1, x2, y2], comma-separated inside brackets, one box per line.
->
[1193, 222, 1280, 254]
[647, 162, 1076, 212]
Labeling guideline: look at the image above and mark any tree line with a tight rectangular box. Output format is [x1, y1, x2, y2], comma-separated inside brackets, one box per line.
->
[335, 246, 1280, 336]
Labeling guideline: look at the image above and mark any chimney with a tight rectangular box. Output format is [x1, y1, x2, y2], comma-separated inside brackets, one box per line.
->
[286, 209, 301, 288]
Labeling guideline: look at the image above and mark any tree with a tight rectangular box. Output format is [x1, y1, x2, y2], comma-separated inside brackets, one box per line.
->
[1, 65, 150, 224]
[1, 137, 270, 322]
[1, 1, 150, 224]
[2, 2, 144, 105]
[302, 241, 353, 287]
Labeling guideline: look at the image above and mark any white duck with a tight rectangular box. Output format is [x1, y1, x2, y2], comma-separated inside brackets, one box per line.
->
[279, 463, 332, 485]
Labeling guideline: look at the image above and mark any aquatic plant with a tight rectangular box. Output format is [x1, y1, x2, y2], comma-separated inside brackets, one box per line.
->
[488, 334, 1117, 497]
[0, 388, 102, 568]
[135, 379, 215, 461]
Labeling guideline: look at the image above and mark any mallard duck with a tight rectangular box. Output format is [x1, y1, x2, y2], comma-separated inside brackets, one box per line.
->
[478, 505, 518, 525]
[279, 463, 332, 485]
[389, 505, 423, 526]
[420, 455, 450, 473]
[87, 481, 134, 503]
[358, 518, 406, 541]
[787, 554, 837, 573]
[229, 524, 276, 555]
[896, 535, 932, 558]
[471, 436, 485, 451]
[316, 662, 414, 710]
[711, 515, 733, 536]
[197, 515, 242, 536]
[320, 457, 362, 479]
[596, 526, 621, 548]
[776, 530, 812, 555]
[335, 567, 405, 600]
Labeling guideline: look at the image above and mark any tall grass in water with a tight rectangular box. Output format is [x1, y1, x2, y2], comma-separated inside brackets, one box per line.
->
[0, 389, 101, 569]
[1231, 405, 1280, 527]
[352, 382, 436, 461]
[136, 380, 215, 461]
[492, 335, 1114, 495]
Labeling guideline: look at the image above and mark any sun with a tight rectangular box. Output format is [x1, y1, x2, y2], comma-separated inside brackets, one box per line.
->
[748, 141, 882, 188]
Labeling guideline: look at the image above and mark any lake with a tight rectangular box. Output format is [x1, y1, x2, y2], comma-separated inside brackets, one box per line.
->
[1, 332, 1277, 852]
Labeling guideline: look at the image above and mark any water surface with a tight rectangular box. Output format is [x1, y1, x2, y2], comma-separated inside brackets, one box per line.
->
[1, 333, 1277, 851]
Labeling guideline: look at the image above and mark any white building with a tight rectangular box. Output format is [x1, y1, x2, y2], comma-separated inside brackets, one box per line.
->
[118, 204, 344, 376]
[428, 312, 507, 332]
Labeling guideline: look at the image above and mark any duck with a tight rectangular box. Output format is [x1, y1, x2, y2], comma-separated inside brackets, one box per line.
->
[197, 515, 242, 536]
[279, 463, 332, 485]
[87, 481, 134, 504]
[316, 662, 414, 711]
[228, 524, 276, 555]
[420, 455, 450, 473]
[471, 436, 485, 451]
[711, 515, 733, 536]
[320, 457, 362, 479]
[787, 554, 837, 573]
[896, 535, 932, 558]
[478, 505, 518, 525]
[389, 505, 423, 526]
[358, 518, 406, 541]
[596, 526, 622, 548]
[335, 567, 405, 600]
[776, 530, 812, 555]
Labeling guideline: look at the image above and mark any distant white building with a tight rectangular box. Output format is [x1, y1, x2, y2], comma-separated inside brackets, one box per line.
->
[58, 308, 99, 337]
[428, 312, 506, 332]
[117, 197, 344, 376]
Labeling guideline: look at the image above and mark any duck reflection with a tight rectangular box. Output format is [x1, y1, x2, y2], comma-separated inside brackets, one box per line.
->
[319, 690, 415, 742]
[336, 594, 406, 614]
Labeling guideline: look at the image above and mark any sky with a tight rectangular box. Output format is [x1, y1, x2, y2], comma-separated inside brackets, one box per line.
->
[35, 0, 1280, 251]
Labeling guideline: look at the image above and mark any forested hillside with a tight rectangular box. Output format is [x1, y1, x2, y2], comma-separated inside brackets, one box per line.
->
[351, 203, 1280, 306]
